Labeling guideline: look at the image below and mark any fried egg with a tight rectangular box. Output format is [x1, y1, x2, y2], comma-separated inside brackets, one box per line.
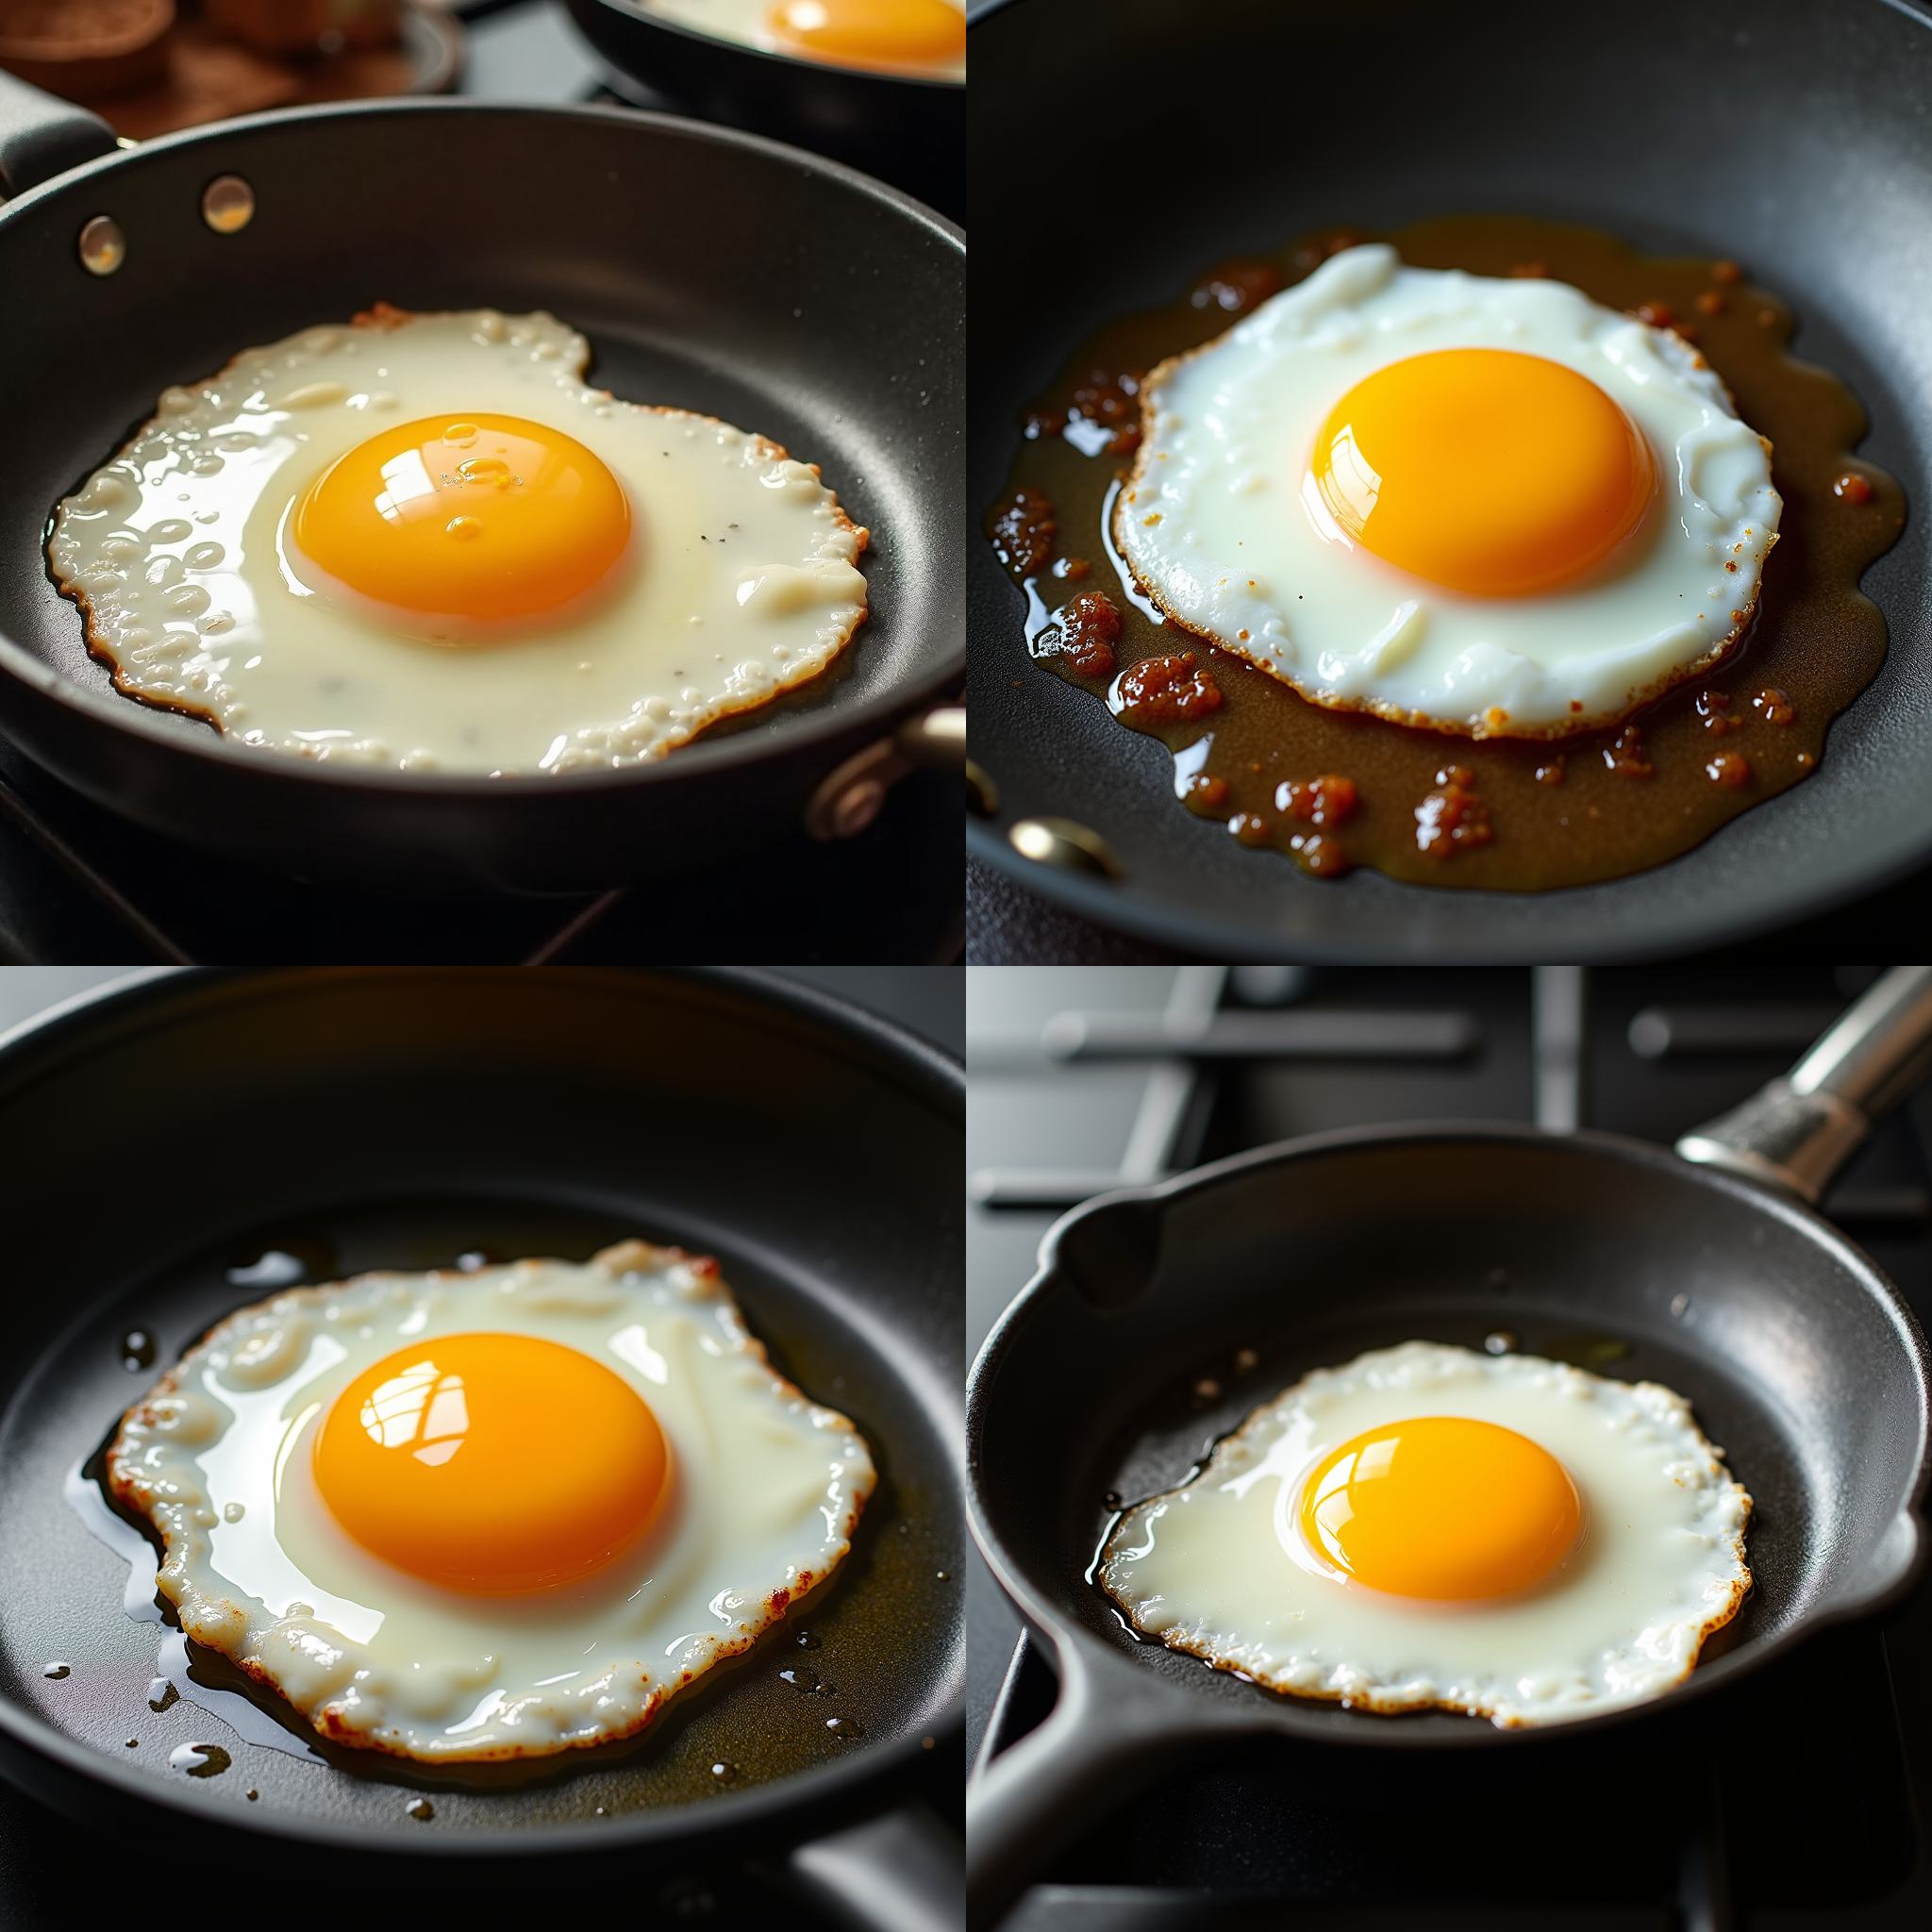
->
[648, 0, 966, 79]
[105, 1241, 874, 1762]
[1097, 1341, 1751, 1727]
[48, 308, 869, 774]
[1114, 244, 1781, 739]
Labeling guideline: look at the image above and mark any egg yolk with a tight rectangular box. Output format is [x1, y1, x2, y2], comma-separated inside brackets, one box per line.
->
[1309, 349, 1656, 596]
[290, 414, 630, 628]
[766, 0, 964, 70]
[312, 1333, 668, 1594]
[1297, 1416, 1581, 1600]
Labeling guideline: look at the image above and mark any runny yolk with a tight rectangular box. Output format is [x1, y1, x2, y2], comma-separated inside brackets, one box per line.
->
[1297, 1416, 1582, 1600]
[1308, 349, 1656, 596]
[766, 0, 964, 70]
[312, 1333, 668, 1593]
[291, 413, 630, 628]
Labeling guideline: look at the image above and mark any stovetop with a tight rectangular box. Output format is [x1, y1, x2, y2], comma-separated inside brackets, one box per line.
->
[0, 0, 961, 967]
[966, 966, 1932, 1929]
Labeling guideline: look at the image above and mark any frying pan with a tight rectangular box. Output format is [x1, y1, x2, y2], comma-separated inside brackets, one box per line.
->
[560, 0, 965, 219]
[965, 967, 1932, 1928]
[0, 968, 961, 1932]
[0, 78, 964, 893]
[965, 0, 1932, 961]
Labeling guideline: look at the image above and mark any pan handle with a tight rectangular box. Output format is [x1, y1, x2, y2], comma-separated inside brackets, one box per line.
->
[965, 1641, 1219, 1932]
[0, 71, 120, 202]
[784, 1800, 960, 1932]
[1675, 966, 1932, 1203]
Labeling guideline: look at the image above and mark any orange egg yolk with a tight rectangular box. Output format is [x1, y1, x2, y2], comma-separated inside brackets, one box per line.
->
[766, 0, 964, 70]
[1309, 349, 1656, 596]
[312, 1333, 668, 1593]
[1297, 1416, 1582, 1600]
[291, 413, 630, 627]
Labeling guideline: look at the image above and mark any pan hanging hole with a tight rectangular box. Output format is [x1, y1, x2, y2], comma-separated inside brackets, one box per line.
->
[78, 216, 125, 276]
[202, 175, 256, 235]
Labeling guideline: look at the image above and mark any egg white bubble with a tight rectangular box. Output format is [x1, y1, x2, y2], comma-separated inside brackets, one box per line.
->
[106, 1242, 874, 1763]
[1115, 245, 1782, 738]
[1097, 1341, 1752, 1728]
[48, 309, 869, 774]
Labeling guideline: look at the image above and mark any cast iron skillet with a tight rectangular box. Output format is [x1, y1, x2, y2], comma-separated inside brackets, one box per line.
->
[562, 0, 965, 219]
[0, 77, 964, 893]
[965, 968, 1932, 1928]
[0, 968, 961, 1932]
[966, 0, 1932, 961]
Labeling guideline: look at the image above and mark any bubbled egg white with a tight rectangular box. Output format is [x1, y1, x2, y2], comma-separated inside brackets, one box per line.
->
[105, 1241, 874, 1762]
[1097, 1341, 1752, 1727]
[1115, 244, 1781, 739]
[48, 308, 869, 774]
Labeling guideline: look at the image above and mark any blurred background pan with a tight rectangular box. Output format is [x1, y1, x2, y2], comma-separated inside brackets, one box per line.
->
[0, 967, 961, 1931]
[561, 0, 964, 217]
[966, 0, 1932, 960]
[966, 967, 1932, 1927]
[0, 78, 964, 894]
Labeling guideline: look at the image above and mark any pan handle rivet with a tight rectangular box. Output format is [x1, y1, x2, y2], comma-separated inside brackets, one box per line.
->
[1009, 815, 1124, 878]
[78, 215, 125, 276]
[202, 175, 255, 235]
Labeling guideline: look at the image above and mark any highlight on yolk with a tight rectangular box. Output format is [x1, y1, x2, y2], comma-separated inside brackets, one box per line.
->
[1309, 349, 1656, 596]
[312, 1333, 669, 1594]
[290, 413, 630, 629]
[766, 0, 964, 71]
[1297, 1416, 1582, 1601]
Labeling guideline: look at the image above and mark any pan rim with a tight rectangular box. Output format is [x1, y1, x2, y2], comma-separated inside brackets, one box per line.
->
[0, 964, 965, 1851]
[0, 96, 964, 804]
[571, 0, 968, 95]
[966, 1118, 1932, 1750]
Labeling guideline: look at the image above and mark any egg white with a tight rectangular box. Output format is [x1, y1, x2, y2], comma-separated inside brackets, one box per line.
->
[1115, 244, 1781, 738]
[105, 1241, 874, 1762]
[1097, 1341, 1752, 1727]
[47, 308, 869, 774]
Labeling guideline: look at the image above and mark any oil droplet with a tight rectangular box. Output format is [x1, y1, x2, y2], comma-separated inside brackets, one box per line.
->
[147, 1678, 178, 1712]
[125, 1738, 139, 1748]
[245, 1789, 259, 1801]
[709, 1760, 740, 1785]
[406, 1797, 434, 1822]
[223, 1502, 245, 1523]
[593, 1805, 607, 1817]
[1670, 1293, 1690, 1319]
[443, 423, 478, 445]
[456, 1250, 493, 1272]
[1485, 1331, 1518, 1356]
[793, 1628, 820, 1650]
[445, 516, 483, 541]
[1103, 1491, 1123, 1510]
[170, 1742, 230, 1777]
[824, 1717, 862, 1742]
[1233, 1347, 1259, 1374]
[1191, 1377, 1222, 1407]
[457, 456, 511, 487]
[779, 1666, 821, 1693]
[936, 1571, 949, 1581]
[121, 1330, 156, 1371]
[42, 1662, 70, 1680]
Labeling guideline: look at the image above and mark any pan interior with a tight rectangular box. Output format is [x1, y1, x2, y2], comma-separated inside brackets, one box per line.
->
[0, 970, 963, 1840]
[0, 103, 963, 764]
[974, 1134, 1927, 1740]
[966, 0, 1932, 957]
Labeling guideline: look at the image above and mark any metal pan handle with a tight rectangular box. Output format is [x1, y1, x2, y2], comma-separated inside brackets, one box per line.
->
[1676, 965, 1932, 1202]
[965, 1641, 1222, 1932]
[785, 1800, 961, 1932]
[0, 70, 119, 203]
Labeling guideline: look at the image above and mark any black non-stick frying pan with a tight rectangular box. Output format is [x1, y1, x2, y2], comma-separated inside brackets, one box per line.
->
[561, 0, 965, 219]
[966, 0, 1932, 961]
[965, 968, 1932, 1928]
[0, 968, 960, 1931]
[0, 79, 963, 894]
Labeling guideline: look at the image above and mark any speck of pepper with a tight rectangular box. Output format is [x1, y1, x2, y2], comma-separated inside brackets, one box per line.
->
[42, 1662, 70, 1680]
[406, 1797, 434, 1823]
